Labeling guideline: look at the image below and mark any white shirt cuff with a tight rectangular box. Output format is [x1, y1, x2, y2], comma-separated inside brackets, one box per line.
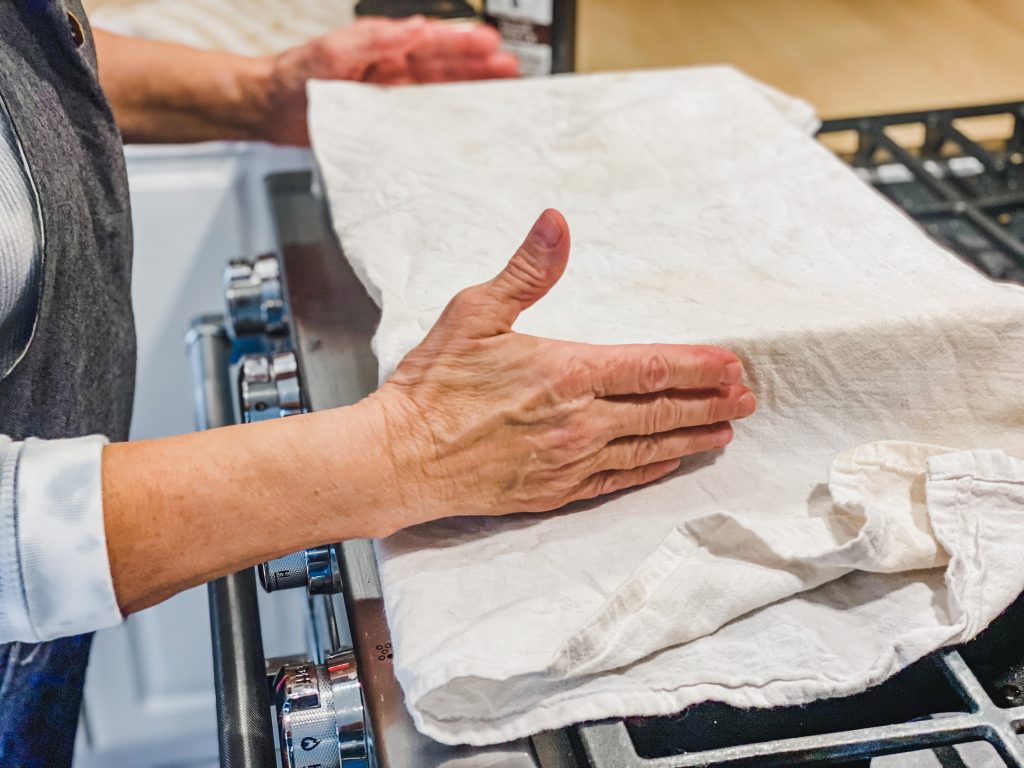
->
[17, 435, 122, 640]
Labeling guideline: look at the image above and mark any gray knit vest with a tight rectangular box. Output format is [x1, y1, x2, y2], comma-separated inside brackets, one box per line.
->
[0, 4, 136, 765]
[0, 0, 136, 443]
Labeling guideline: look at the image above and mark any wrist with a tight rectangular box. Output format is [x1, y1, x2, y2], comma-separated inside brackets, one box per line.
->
[357, 385, 445, 536]
[300, 392, 424, 540]
[228, 53, 275, 142]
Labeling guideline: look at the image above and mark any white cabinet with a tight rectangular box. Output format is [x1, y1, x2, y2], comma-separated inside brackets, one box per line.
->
[74, 143, 313, 768]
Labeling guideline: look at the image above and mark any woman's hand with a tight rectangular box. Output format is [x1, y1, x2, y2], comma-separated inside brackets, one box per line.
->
[102, 209, 754, 614]
[369, 209, 756, 533]
[262, 17, 520, 145]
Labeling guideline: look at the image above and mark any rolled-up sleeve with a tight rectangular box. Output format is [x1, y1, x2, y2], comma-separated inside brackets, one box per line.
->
[0, 435, 122, 643]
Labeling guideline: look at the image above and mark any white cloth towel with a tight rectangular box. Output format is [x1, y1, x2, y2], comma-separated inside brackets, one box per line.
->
[89, 0, 355, 56]
[308, 67, 1024, 745]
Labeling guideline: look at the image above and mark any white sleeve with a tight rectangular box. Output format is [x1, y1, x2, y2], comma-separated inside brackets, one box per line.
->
[0, 434, 123, 643]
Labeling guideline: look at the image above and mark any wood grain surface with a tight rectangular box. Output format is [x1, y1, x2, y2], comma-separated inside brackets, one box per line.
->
[577, 0, 1024, 119]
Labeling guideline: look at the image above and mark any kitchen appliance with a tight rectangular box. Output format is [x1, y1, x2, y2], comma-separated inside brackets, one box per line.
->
[191, 101, 1024, 768]
[353, 0, 476, 19]
[351, 0, 578, 76]
[482, 0, 577, 76]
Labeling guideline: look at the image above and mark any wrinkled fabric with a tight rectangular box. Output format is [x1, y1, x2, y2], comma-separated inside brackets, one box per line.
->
[308, 67, 1024, 745]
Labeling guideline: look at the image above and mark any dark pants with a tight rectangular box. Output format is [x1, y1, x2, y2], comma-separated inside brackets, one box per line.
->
[0, 634, 92, 768]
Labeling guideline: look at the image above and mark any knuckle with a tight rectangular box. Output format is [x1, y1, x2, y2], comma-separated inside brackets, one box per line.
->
[442, 286, 487, 324]
[703, 393, 724, 424]
[557, 422, 595, 456]
[502, 247, 548, 295]
[573, 473, 604, 501]
[642, 394, 684, 434]
[702, 346, 734, 382]
[512, 462, 572, 510]
[640, 351, 673, 392]
[631, 435, 660, 467]
[659, 396, 686, 431]
[556, 356, 593, 396]
[534, 429, 573, 465]
[447, 286, 478, 312]
[690, 347, 717, 382]
[590, 472, 616, 498]
[637, 397, 665, 434]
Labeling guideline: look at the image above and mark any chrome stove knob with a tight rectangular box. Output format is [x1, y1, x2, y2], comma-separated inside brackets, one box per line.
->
[258, 544, 342, 595]
[274, 649, 368, 768]
[224, 253, 287, 337]
[239, 351, 305, 422]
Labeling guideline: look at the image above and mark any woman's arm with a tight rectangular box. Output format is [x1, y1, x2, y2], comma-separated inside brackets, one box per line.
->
[102, 210, 755, 615]
[93, 18, 519, 146]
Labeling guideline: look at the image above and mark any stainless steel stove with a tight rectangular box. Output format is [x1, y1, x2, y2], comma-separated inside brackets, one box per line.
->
[189, 102, 1024, 768]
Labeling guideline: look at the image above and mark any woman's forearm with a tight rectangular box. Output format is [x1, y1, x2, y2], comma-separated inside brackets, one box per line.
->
[102, 396, 398, 614]
[93, 20, 518, 146]
[93, 29, 272, 144]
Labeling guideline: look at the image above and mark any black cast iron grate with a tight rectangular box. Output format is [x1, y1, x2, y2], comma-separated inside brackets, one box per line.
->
[820, 102, 1024, 283]
[570, 103, 1024, 768]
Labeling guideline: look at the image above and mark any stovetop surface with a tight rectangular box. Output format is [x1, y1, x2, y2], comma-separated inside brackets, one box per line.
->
[583, 592, 1024, 767]
[268, 101, 1024, 768]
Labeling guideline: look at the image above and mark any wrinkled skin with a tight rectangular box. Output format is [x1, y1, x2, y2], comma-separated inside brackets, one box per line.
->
[264, 16, 520, 145]
[371, 209, 756, 532]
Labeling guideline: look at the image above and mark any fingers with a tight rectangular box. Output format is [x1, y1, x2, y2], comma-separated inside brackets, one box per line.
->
[408, 21, 504, 59]
[486, 50, 522, 78]
[581, 343, 743, 397]
[572, 458, 682, 502]
[597, 385, 756, 440]
[409, 51, 521, 83]
[406, 24, 517, 82]
[593, 423, 734, 474]
[316, 18, 518, 85]
[352, 19, 517, 84]
[348, 16, 430, 57]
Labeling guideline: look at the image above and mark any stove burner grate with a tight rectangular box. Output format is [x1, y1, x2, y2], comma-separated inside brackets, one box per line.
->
[820, 102, 1024, 283]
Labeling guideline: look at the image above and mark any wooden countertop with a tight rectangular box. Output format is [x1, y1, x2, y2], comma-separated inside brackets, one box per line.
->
[577, 0, 1024, 120]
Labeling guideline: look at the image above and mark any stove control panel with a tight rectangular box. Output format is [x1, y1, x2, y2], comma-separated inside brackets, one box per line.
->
[236, 338, 340, 596]
[224, 253, 287, 338]
[239, 351, 305, 422]
[274, 649, 368, 768]
[259, 544, 343, 595]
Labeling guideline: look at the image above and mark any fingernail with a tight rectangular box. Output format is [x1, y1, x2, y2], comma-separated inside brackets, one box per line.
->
[724, 362, 743, 384]
[713, 424, 734, 447]
[737, 391, 757, 416]
[530, 211, 563, 249]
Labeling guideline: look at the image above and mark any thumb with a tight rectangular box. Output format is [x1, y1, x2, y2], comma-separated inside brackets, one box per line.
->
[483, 209, 570, 332]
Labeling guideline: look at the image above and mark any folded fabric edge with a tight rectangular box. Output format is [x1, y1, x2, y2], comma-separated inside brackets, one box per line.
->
[926, 448, 1024, 643]
[407, 616, 961, 746]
